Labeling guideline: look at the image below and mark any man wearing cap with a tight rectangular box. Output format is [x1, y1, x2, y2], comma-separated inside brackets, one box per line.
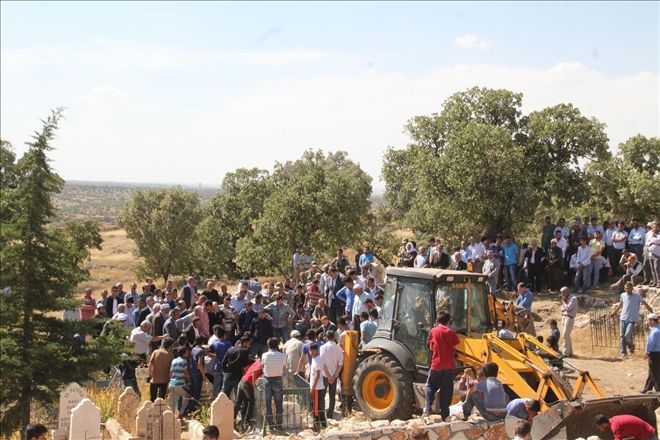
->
[283, 330, 305, 386]
[611, 282, 654, 358]
[641, 313, 660, 394]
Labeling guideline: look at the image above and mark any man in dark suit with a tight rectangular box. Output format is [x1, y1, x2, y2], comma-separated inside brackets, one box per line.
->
[325, 267, 345, 323]
[105, 285, 124, 318]
[523, 240, 546, 293]
[182, 276, 197, 308]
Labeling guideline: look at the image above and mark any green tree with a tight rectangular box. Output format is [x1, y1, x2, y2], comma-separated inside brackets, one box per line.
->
[0, 110, 125, 434]
[383, 86, 610, 239]
[119, 187, 202, 281]
[236, 150, 372, 276]
[196, 168, 272, 278]
[585, 134, 660, 220]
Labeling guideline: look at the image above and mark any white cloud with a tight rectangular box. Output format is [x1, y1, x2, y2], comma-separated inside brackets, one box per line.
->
[1, 63, 657, 187]
[0, 40, 358, 73]
[454, 34, 489, 50]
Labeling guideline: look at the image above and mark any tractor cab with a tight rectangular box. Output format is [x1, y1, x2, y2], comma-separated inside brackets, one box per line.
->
[375, 268, 491, 368]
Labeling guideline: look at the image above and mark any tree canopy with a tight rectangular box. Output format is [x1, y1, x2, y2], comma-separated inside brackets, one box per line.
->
[383, 86, 612, 241]
[235, 150, 372, 276]
[0, 111, 126, 434]
[119, 187, 202, 281]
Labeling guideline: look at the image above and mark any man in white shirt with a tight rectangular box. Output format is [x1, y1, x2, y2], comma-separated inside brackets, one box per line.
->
[553, 230, 568, 260]
[351, 286, 373, 332]
[467, 236, 485, 273]
[611, 222, 629, 276]
[628, 218, 646, 261]
[309, 343, 328, 430]
[575, 237, 593, 294]
[554, 218, 571, 242]
[261, 337, 286, 429]
[319, 330, 343, 420]
[130, 321, 163, 362]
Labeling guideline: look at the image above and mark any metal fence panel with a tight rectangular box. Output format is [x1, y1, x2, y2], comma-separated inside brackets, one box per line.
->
[255, 374, 311, 435]
[590, 309, 648, 349]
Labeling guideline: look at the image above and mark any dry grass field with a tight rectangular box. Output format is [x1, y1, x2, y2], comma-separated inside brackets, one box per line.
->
[80, 229, 138, 295]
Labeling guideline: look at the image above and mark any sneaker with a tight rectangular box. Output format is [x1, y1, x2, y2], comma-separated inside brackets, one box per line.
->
[619, 353, 627, 359]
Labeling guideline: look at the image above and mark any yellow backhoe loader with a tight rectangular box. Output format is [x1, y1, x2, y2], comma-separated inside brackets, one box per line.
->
[340, 268, 659, 439]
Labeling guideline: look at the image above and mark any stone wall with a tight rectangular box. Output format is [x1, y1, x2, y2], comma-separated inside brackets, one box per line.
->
[297, 418, 510, 440]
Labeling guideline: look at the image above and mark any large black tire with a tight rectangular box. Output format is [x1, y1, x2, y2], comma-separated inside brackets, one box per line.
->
[353, 353, 415, 420]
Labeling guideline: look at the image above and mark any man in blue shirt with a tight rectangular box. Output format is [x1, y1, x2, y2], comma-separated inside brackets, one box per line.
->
[515, 283, 533, 310]
[359, 247, 374, 270]
[610, 282, 654, 358]
[514, 282, 536, 335]
[335, 277, 354, 320]
[210, 330, 232, 399]
[506, 398, 541, 424]
[502, 236, 519, 292]
[642, 313, 660, 393]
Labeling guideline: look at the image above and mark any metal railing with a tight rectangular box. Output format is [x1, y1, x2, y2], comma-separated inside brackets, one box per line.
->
[590, 309, 648, 349]
[254, 373, 311, 435]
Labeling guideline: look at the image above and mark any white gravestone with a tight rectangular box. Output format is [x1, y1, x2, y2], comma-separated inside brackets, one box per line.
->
[145, 398, 169, 440]
[151, 409, 181, 440]
[117, 387, 140, 434]
[210, 393, 233, 440]
[58, 383, 87, 436]
[135, 400, 153, 437]
[69, 398, 101, 440]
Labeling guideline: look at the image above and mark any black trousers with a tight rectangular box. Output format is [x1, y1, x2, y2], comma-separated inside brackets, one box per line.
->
[528, 264, 543, 292]
[150, 383, 168, 401]
[643, 352, 660, 392]
[324, 377, 338, 419]
[235, 380, 255, 421]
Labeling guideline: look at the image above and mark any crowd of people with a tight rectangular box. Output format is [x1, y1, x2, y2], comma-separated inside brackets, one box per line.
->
[75, 248, 385, 431]
[63, 216, 660, 436]
[397, 217, 660, 295]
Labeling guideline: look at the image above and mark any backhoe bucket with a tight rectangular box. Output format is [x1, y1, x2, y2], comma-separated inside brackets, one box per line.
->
[531, 395, 660, 440]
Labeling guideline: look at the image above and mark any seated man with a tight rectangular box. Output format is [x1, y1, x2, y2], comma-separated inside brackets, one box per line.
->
[610, 254, 644, 294]
[506, 398, 541, 425]
[462, 362, 508, 421]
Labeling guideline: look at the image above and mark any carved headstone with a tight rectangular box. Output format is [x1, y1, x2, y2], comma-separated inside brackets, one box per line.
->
[151, 409, 181, 440]
[69, 398, 101, 440]
[135, 400, 154, 437]
[210, 393, 233, 440]
[58, 383, 87, 436]
[145, 398, 169, 440]
[117, 387, 140, 434]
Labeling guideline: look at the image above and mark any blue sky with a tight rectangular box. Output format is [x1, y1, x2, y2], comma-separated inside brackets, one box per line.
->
[1, 1, 658, 186]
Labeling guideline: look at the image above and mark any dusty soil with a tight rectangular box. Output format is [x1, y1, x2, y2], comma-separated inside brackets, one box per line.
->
[532, 289, 652, 397]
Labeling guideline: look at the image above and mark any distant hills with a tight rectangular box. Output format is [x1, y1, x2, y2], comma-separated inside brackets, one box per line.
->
[54, 181, 384, 227]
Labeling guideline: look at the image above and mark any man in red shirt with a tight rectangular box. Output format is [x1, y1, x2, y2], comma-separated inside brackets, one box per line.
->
[595, 414, 657, 440]
[234, 359, 263, 431]
[424, 310, 460, 419]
